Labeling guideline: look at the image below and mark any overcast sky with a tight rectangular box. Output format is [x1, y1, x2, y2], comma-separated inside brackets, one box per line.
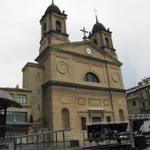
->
[0, 0, 150, 89]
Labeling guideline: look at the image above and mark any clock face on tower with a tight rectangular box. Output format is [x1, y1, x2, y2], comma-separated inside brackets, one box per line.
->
[56, 61, 68, 74]
[85, 48, 92, 55]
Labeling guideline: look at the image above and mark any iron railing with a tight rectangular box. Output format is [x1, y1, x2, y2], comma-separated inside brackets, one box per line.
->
[13, 128, 72, 150]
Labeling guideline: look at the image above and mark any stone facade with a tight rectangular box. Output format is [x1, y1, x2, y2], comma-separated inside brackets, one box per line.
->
[126, 77, 150, 114]
[22, 2, 128, 142]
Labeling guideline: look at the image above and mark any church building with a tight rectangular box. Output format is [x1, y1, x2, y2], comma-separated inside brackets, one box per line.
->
[22, 1, 128, 141]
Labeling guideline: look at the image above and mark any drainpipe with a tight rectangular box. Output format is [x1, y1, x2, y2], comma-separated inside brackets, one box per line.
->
[105, 59, 115, 121]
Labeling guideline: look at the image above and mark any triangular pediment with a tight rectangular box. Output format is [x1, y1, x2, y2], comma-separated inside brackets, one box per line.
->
[52, 41, 122, 66]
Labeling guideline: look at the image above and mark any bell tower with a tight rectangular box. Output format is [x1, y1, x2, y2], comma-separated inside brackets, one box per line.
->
[40, 0, 69, 53]
[89, 16, 116, 56]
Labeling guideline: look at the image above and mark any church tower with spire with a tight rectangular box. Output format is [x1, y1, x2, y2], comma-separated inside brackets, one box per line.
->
[40, 0, 69, 53]
[89, 16, 116, 57]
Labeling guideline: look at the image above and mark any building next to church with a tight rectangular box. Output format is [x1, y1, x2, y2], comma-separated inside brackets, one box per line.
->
[126, 77, 150, 115]
[1, 1, 128, 142]
[0, 87, 32, 135]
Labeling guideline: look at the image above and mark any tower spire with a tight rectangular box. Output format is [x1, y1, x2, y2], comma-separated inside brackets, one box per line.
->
[94, 9, 99, 23]
[96, 15, 98, 23]
[52, 0, 54, 4]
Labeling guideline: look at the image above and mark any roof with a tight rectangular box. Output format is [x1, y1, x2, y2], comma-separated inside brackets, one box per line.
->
[50, 40, 122, 66]
[45, 3, 61, 14]
[91, 16, 106, 35]
[0, 90, 22, 110]
[0, 87, 32, 92]
[92, 21, 106, 34]
[40, 2, 67, 22]
[126, 83, 150, 94]
[36, 41, 121, 67]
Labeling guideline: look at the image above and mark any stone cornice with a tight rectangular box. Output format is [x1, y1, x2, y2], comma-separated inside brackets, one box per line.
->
[35, 48, 50, 63]
[42, 80, 126, 93]
[40, 30, 69, 43]
[22, 62, 44, 72]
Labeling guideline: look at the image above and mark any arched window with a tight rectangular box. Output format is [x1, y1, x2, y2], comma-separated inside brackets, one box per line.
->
[84, 72, 100, 83]
[56, 20, 61, 32]
[42, 23, 46, 37]
[93, 39, 97, 45]
[105, 37, 110, 48]
[119, 109, 125, 122]
[62, 108, 70, 129]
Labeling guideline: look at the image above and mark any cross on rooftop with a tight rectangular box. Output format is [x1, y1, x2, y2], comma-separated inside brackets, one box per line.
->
[80, 27, 88, 40]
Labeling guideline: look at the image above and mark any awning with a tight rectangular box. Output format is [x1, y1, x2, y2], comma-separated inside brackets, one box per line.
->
[0, 90, 22, 110]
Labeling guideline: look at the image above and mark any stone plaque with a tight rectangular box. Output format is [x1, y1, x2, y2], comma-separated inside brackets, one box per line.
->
[112, 72, 119, 83]
[88, 99, 101, 106]
[56, 61, 68, 74]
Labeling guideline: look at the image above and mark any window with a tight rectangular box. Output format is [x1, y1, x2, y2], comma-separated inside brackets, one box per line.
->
[132, 101, 136, 106]
[140, 93, 143, 98]
[16, 95, 27, 104]
[105, 37, 110, 48]
[42, 23, 46, 37]
[106, 116, 111, 122]
[93, 39, 97, 45]
[10, 93, 15, 99]
[84, 72, 100, 83]
[7, 112, 27, 123]
[81, 117, 86, 130]
[38, 104, 40, 111]
[38, 72, 40, 77]
[37, 89, 40, 94]
[56, 20, 61, 32]
[142, 102, 145, 109]
[62, 108, 70, 129]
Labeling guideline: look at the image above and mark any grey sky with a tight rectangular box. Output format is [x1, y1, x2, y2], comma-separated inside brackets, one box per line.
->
[0, 0, 150, 89]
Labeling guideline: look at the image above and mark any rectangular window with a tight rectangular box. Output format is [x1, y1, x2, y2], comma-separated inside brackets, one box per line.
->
[106, 116, 111, 122]
[81, 117, 86, 130]
[142, 102, 145, 109]
[38, 72, 40, 77]
[6, 112, 27, 123]
[16, 94, 27, 104]
[38, 104, 40, 111]
[132, 101, 136, 106]
[10, 93, 15, 99]
[42, 23, 46, 37]
[37, 89, 40, 94]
